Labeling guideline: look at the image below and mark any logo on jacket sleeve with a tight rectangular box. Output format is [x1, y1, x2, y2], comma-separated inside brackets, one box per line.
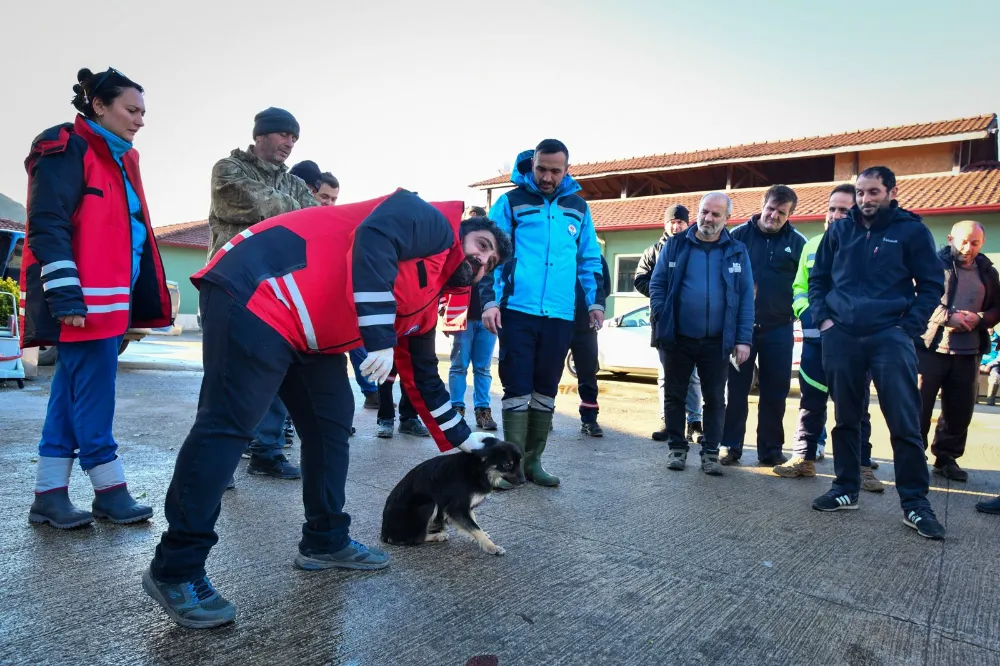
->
[405, 324, 420, 335]
[567, 223, 577, 236]
[729, 262, 742, 273]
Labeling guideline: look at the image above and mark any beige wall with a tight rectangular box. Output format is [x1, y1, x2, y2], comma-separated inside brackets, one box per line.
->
[834, 143, 956, 181]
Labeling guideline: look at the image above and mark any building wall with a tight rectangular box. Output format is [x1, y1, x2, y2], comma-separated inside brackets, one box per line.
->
[158, 245, 207, 318]
[833, 143, 955, 180]
[598, 212, 1000, 318]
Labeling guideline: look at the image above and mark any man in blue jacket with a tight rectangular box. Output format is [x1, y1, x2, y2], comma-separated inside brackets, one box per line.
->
[480, 139, 605, 487]
[721, 185, 807, 466]
[649, 192, 755, 475]
[809, 166, 946, 539]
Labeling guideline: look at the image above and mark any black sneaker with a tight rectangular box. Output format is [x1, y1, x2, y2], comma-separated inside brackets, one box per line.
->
[399, 418, 430, 437]
[651, 428, 669, 442]
[811, 490, 859, 512]
[758, 453, 789, 467]
[686, 421, 704, 443]
[581, 422, 603, 437]
[247, 454, 301, 479]
[904, 509, 946, 540]
[719, 447, 741, 466]
[933, 458, 968, 482]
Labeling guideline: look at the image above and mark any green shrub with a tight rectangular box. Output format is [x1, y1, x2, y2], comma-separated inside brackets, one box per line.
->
[0, 277, 19, 329]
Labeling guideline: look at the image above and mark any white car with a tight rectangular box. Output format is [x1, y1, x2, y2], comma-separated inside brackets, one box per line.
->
[566, 304, 802, 380]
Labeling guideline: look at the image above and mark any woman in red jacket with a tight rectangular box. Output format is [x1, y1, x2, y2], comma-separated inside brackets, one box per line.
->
[21, 67, 172, 530]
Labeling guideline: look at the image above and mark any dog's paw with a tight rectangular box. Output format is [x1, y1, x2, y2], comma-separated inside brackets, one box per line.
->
[425, 531, 449, 543]
[483, 543, 506, 556]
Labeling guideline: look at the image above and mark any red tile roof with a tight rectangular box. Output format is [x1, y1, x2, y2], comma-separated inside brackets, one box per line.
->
[0, 218, 25, 232]
[153, 220, 209, 249]
[590, 169, 1000, 231]
[471, 114, 998, 188]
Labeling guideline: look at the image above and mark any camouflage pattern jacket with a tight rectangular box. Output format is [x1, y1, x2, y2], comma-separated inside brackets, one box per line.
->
[207, 146, 319, 258]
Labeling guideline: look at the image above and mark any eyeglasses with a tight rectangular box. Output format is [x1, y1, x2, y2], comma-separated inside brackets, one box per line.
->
[90, 67, 126, 96]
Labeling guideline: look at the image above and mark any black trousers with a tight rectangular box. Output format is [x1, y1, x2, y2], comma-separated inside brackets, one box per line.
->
[917, 348, 980, 461]
[660, 336, 728, 454]
[151, 283, 355, 584]
[571, 327, 600, 423]
[377, 367, 417, 421]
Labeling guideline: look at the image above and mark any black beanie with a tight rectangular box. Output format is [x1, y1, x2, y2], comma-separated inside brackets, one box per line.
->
[253, 107, 300, 139]
[290, 160, 322, 187]
[665, 204, 689, 223]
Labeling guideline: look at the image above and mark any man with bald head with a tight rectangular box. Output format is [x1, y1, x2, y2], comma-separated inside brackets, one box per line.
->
[649, 192, 754, 476]
[917, 220, 1000, 482]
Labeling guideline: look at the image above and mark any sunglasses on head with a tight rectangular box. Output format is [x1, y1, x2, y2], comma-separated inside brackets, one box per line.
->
[90, 67, 126, 96]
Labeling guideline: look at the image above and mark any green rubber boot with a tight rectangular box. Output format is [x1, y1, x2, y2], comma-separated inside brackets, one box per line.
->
[525, 409, 560, 487]
[496, 410, 529, 490]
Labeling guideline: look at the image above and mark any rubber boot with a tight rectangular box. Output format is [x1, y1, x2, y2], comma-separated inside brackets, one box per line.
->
[89, 458, 153, 524]
[525, 409, 560, 487]
[29, 456, 93, 529]
[496, 410, 529, 490]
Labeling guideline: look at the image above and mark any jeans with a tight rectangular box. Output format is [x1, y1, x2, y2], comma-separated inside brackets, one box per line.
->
[349, 347, 378, 395]
[917, 349, 980, 461]
[39, 336, 123, 470]
[448, 321, 496, 409]
[248, 396, 288, 460]
[571, 327, 600, 423]
[823, 325, 930, 510]
[658, 353, 702, 423]
[659, 336, 729, 454]
[723, 322, 794, 460]
[151, 283, 355, 584]
[497, 309, 575, 410]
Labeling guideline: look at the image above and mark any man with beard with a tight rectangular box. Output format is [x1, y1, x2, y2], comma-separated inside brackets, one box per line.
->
[809, 166, 946, 539]
[634, 204, 704, 443]
[143, 189, 511, 628]
[917, 221, 1000, 482]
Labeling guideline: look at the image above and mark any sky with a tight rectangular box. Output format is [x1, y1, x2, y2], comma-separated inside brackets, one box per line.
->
[2, 0, 999, 226]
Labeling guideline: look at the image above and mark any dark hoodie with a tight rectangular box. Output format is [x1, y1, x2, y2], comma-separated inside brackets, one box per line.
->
[809, 202, 944, 338]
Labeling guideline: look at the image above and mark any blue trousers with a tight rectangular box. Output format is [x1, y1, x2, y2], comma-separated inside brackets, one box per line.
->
[498, 309, 575, 405]
[448, 321, 496, 409]
[249, 395, 288, 460]
[39, 336, 122, 471]
[823, 325, 929, 510]
[723, 322, 794, 460]
[349, 347, 378, 395]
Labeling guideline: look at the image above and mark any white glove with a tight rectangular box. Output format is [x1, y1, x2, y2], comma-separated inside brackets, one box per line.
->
[458, 431, 494, 453]
[359, 347, 394, 384]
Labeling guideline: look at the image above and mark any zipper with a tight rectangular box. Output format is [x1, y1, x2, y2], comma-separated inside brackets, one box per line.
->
[704, 247, 710, 337]
[114, 168, 135, 328]
[539, 197, 551, 315]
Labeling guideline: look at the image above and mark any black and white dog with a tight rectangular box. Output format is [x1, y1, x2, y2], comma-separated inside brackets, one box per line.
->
[380, 437, 524, 555]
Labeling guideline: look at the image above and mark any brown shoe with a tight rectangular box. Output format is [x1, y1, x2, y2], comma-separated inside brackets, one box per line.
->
[773, 457, 816, 478]
[455, 406, 466, 420]
[475, 407, 498, 431]
[860, 465, 885, 493]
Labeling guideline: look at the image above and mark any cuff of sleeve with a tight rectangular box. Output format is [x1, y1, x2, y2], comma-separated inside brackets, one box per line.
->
[361, 334, 397, 353]
[483, 302, 499, 312]
[588, 304, 605, 312]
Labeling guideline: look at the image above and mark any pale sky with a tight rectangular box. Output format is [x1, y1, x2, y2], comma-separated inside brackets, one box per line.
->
[3, 0, 998, 226]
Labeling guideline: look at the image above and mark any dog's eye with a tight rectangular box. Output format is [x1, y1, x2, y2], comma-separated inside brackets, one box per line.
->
[502, 462, 512, 469]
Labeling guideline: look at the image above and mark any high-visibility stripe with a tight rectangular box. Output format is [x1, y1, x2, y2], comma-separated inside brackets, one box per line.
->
[281, 273, 318, 350]
[429, 402, 452, 418]
[267, 278, 290, 309]
[580, 401, 599, 409]
[358, 313, 395, 327]
[86, 303, 131, 314]
[801, 329, 821, 338]
[82, 287, 131, 296]
[438, 414, 463, 431]
[793, 293, 809, 305]
[43, 277, 81, 291]
[799, 367, 828, 393]
[354, 291, 395, 303]
[221, 228, 255, 254]
[41, 260, 78, 277]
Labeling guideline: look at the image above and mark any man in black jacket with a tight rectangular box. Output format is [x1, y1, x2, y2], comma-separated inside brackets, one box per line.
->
[809, 166, 946, 539]
[570, 255, 613, 436]
[634, 204, 704, 442]
[917, 221, 1000, 482]
[721, 185, 807, 466]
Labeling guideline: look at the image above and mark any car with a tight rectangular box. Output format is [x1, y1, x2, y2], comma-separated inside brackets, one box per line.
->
[566, 304, 802, 381]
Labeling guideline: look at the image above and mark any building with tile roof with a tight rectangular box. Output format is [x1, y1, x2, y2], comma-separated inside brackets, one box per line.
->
[152, 221, 209, 320]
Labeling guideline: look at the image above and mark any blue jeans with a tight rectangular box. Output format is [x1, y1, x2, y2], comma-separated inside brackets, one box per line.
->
[449, 321, 497, 409]
[658, 352, 702, 423]
[39, 336, 123, 470]
[249, 395, 288, 460]
[349, 347, 378, 395]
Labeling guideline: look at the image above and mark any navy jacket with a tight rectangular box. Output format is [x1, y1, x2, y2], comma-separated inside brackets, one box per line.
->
[574, 255, 611, 331]
[648, 226, 755, 358]
[729, 215, 806, 331]
[809, 202, 944, 338]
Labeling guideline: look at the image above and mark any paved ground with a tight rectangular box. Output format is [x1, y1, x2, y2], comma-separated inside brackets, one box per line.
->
[2, 333, 1000, 665]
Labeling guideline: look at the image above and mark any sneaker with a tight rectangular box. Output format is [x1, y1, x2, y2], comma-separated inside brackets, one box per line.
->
[399, 418, 430, 437]
[376, 418, 394, 439]
[904, 508, 946, 540]
[860, 466, 885, 493]
[719, 447, 741, 466]
[247, 454, 301, 479]
[758, 453, 789, 466]
[581, 422, 604, 437]
[666, 449, 687, 471]
[362, 392, 380, 410]
[812, 490, 859, 512]
[975, 496, 1000, 514]
[816, 444, 826, 462]
[294, 539, 392, 571]
[226, 476, 236, 490]
[686, 421, 704, 443]
[141, 569, 236, 629]
[933, 458, 968, 482]
[475, 407, 498, 431]
[651, 427, 669, 442]
[773, 457, 816, 478]
[700, 452, 723, 476]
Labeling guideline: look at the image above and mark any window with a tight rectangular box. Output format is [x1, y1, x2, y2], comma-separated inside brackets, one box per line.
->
[619, 306, 650, 328]
[613, 254, 641, 294]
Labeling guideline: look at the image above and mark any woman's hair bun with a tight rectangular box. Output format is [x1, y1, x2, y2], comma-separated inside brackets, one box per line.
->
[76, 68, 94, 85]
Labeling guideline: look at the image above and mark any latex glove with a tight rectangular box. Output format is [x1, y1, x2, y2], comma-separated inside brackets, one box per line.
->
[359, 347, 394, 384]
[458, 431, 494, 453]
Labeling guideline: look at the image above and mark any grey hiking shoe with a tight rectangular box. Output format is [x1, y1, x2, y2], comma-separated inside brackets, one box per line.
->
[860, 466, 885, 493]
[701, 453, 723, 476]
[142, 568, 236, 629]
[666, 449, 687, 471]
[399, 418, 430, 437]
[294, 539, 392, 571]
[376, 418, 395, 439]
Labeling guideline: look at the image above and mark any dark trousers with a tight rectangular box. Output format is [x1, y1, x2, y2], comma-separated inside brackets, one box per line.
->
[722, 322, 794, 460]
[571, 327, 600, 423]
[377, 368, 417, 421]
[498, 309, 575, 407]
[917, 349, 980, 461]
[151, 283, 355, 584]
[823, 325, 929, 510]
[794, 339, 873, 464]
[660, 335, 728, 454]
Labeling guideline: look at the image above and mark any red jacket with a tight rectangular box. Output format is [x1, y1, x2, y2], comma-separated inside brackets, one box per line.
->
[193, 189, 474, 451]
[19, 116, 172, 347]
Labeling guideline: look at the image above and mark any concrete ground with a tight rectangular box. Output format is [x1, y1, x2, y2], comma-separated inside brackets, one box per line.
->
[2, 332, 1000, 666]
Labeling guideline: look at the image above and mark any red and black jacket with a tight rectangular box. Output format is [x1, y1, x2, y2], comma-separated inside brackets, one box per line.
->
[193, 189, 473, 451]
[19, 116, 172, 347]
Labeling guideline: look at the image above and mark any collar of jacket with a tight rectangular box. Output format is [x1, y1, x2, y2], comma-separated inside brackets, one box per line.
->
[682, 224, 733, 247]
[849, 200, 918, 233]
[509, 148, 581, 199]
[937, 245, 996, 272]
[83, 118, 133, 161]
[746, 213, 792, 239]
[232, 146, 287, 175]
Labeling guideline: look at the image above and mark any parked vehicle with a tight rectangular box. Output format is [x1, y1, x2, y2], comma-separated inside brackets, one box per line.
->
[566, 304, 802, 380]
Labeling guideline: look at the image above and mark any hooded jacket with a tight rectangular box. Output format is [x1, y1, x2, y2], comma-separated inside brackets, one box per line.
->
[918, 246, 1000, 355]
[478, 150, 604, 321]
[633, 231, 670, 298]
[808, 202, 944, 338]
